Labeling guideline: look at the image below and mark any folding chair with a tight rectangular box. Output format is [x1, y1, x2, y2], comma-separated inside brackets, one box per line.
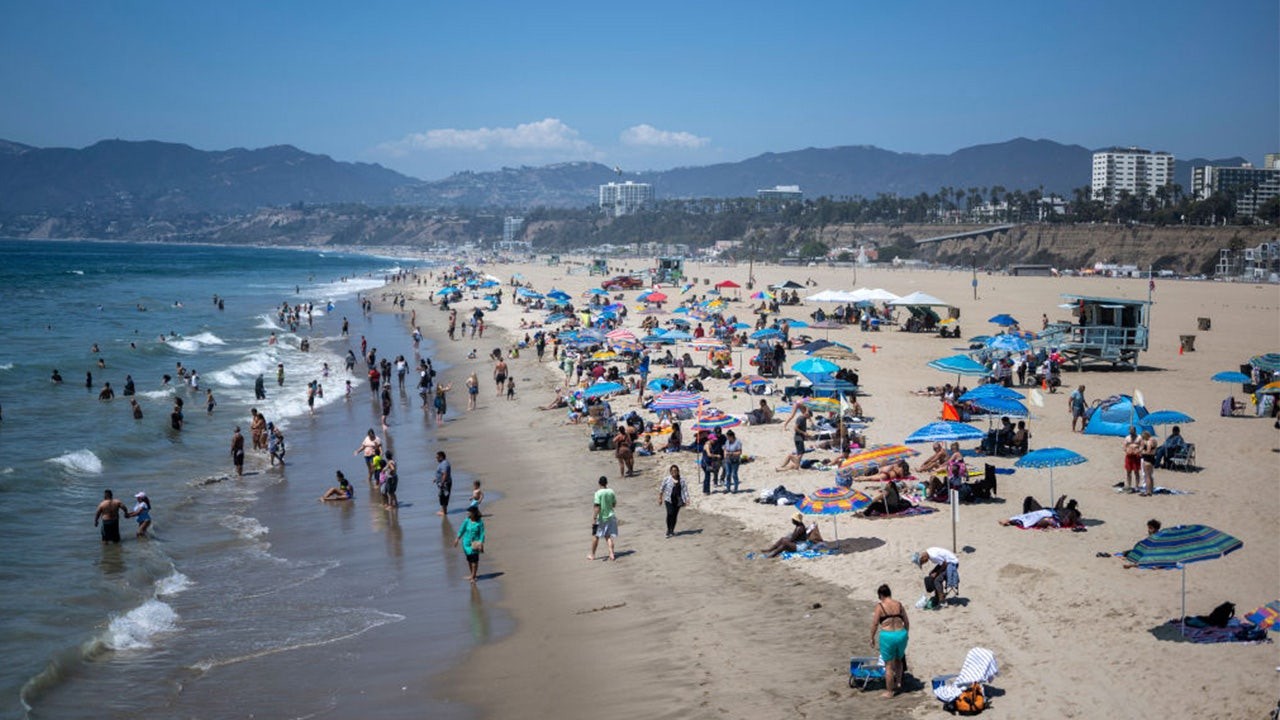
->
[1167, 443, 1195, 472]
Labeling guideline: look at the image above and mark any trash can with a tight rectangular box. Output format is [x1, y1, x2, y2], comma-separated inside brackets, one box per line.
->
[1197, 317, 1211, 331]
[1179, 335, 1196, 352]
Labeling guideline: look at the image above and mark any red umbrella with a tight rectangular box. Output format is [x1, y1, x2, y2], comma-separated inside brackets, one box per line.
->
[645, 292, 668, 303]
[715, 280, 742, 289]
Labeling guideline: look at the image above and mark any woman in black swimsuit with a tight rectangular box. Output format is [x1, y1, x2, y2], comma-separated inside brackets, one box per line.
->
[869, 584, 909, 698]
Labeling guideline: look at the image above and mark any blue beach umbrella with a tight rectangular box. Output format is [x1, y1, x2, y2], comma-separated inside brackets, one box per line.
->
[904, 421, 985, 444]
[927, 354, 990, 377]
[1143, 410, 1195, 426]
[1122, 524, 1243, 631]
[646, 377, 675, 392]
[783, 319, 810, 328]
[792, 357, 840, 375]
[1210, 371, 1250, 384]
[1015, 447, 1087, 504]
[987, 334, 1031, 353]
[750, 328, 783, 340]
[732, 322, 752, 330]
[673, 307, 690, 314]
[579, 381, 625, 399]
[959, 385, 1025, 402]
[970, 396, 1030, 417]
[988, 314, 1019, 327]
[662, 330, 694, 341]
[587, 288, 610, 296]
[435, 286, 459, 295]
[546, 290, 571, 303]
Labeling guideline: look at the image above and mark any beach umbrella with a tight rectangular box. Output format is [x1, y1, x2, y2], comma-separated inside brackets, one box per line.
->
[731, 322, 752, 330]
[729, 375, 771, 390]
[1123, 524, 1243, 631]
[810, 377, 858, 395]
[688, 340, 727, 352]
[579, 381, 625, 399]
[988, 314, 1019, 327]
[612, 340, 643, 354]
[435, 286, 459, 295]
[662, 330, 694, 341]
[927, 354, 990, 377]
[797, 486, 872, 515]
[1211, 371, 1251, 384]
[1249, 353, 1280, 372]
[691, 410, 742, 430]
[1244, 601, 1280, 631]
[1143, 410, 1195, 425]
[959, 385, 1025, 401]
[750, 290, 774, 300]
[987, 334, 1031, 353]
[751, 328, 783, 340]
[668, 317, 691, 328]
[792, 357, 840, 376]
[772, 280, 804, 289]
[546, 290, 571, 302]
[646, 378, 675, 392]
[970, 396, 1030, 417]
[905, 421, 985, 444]
[673, 306, 690, 314]
[809, 319, 843, 330]
[1255, 381, 1280, 395]
[605, 327, 637, 340]
[967, 335, 994, 345]
[1015, 447, 1087, 505]
[645, 291, 668, 303]
[812, 346, 861, 362]
[647, 391, 705, 411]
[838, 444, 920, 475]
[799, 396, 841, 412]
[798, 339, 840, 353]
[516, 288, 543, 299]
[591, 350, 619, 361]
[782, 318, 809, 328]
[586, 288, 610, 296]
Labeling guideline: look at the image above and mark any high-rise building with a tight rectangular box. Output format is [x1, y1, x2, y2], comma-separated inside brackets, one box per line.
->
[1090, 148, 1175, 204]
[599, 181, 653, 216]
[1192, 164, 1280, 218]
[757, 185, 803, 203]
[502, 216, 524, 244]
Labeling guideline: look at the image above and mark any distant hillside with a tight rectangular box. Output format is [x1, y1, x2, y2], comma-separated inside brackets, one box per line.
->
[0, 139, 416, 215]
[0, 137, 1250, 215]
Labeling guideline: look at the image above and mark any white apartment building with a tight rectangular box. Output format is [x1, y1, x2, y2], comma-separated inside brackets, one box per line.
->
[1192, 164, 1280, 218]
[599, 181, 653, 216]
[1091, 147, 1175, 204]
[502, 216, 524, 244]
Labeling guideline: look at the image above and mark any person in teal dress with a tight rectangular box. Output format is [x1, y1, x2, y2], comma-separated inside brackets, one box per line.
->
[453, 505, 486, 583]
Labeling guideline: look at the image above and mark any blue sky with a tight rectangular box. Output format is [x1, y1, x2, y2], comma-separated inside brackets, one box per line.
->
[1, 1, 1276, 180]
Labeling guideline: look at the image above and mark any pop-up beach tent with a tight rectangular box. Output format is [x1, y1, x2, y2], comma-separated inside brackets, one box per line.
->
[1083, 394, 1154, 436]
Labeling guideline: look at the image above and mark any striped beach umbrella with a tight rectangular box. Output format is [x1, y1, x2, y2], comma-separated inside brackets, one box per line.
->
[647, 391, 705, 411]
[904, 421, 985, 444]
[1122, 524, 1243, 631]
[838, 444, 920, 475]
[729, 375, 771, 390]
[691, 410, 742, 430]
[797, 486, 872, 515]
[927, 354, 990, 377]
[605, 328, 637, 341]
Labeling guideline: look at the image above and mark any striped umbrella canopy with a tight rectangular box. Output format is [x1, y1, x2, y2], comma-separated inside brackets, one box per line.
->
[799, 396, 841, 412]
[611, 340, 644, 354]
[959, 385, 1025, 401]
[1015, 447, 1087, 505]
[691, 410, 742, 430]
[751, 290, 775, 300]
[1249, 353, 1280, 372]
[838, 444, 920, 474]
[729, 375, 771, 390]
[797, 486, 873, 515]
[905, 421, 985, 444]
[927, 354, 990, 377]
[1255, 381, 1280, 395]
[1122, 524, 1243, 630]
[605, 328, 637, 342]
[1211, 371, 1251, 384]
[813, 346, 861, 362]
[647, 391, 705, 411]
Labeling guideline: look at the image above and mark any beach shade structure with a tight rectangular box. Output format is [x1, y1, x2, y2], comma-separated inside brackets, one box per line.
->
[988, 314, 1020, 327]
[729, 375, 772, 390]
[799, 396, 841, 412]
[647, 377, 675, 392]
[970, 396, 1031, 418]
[731, 322, 752, 330]
[579, 381, 625, 399]
[1249, 353, 1280, 372]
[544, 312, 571, 324]
[516, 288, 543, 299]
[798, 339, 840, 353]
[750, 290, 775, 300]
[1244, 601, 1280, 631]
[662, 330, 694, 341]
[792, 357, 840, 376]
[808, 319, 844, 330]
[812, 345, 861, 362]
[1211, 371, 1251, 384]
[959, 385, 1025, 402]
[797, 486, 873, 515]
[810, 377, 858, 395]
[668, 317, 692, 328]
[688, 340, 727, 352]
[644, 291, 668, 303]
[1015, 447, 1087, 505]
[591, 350, 619, 361]
[1143, 410, 1195, 426]
[987, 334, 1031, 353]
[435, 286, 460, 296]
[772, 280, 805, 290]
[611, 340, 644, 354]
[1122, 524, 1244, 632]
[1254, 381, 1280, 395]
[783, 318, 810, 328]
[715, 280, 742, 289]
[672, 306, 690, 314]
[647, 391, 705, 411]
[889, 291, 951, 308]
[546, 290, 572, 303]
[605, 328, 637, 341]
[838, 444, 920, 475]
[905, 421, 986, 444]
[1083, 394, 1154, 436]
[586, 288, 610, 296]
[927, 354, 991, 378]
[750, 328, 783, 341]
[967, 335, 994, 345]
[691, 410, 742, 430]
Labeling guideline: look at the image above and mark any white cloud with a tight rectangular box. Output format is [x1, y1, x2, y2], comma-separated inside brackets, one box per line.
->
[619, 124, 710, 149]
[379, 118, 594, 156]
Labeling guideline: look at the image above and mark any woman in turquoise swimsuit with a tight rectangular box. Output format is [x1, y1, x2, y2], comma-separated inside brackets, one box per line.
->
[869, 583, 909, 698]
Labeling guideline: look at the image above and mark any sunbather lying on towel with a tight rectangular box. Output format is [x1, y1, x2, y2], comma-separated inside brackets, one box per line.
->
[999, 495, 1082, 528]
[859, 459, 912, 482]
[761, 511, 825, 558]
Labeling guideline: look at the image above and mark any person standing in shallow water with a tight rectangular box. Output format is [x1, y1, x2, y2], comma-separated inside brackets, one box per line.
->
[453, 505, 486, 584]
[230, 426, 245, 476]
[94, 489, 127, 543]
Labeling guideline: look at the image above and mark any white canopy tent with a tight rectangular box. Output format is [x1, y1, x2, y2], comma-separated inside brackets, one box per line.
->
[888, 290, 951, 307]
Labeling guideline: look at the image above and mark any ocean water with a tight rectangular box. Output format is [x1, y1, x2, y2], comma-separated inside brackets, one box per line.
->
[0, 240, 499, 719]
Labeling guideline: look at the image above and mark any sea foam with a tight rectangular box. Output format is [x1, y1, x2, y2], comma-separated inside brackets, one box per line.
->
[47, 449, 103, 475]
[106, 599, 178, 651]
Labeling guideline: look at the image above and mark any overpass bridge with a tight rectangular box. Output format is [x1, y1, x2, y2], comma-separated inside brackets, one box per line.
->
[914, 224, 1020, 245]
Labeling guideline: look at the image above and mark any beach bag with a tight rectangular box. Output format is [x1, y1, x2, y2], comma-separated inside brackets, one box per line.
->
[1205, 601, 1235, 628]
[948, 682, 985, 715]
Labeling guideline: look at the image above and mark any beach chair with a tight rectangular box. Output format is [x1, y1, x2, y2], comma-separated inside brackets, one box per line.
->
[1166, 443, 1196, 472]
[932, 647, 999, 705]
[848, 656, 886, 689]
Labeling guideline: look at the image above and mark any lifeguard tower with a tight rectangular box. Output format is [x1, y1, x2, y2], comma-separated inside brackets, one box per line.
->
[588, 258, 609, 276]
[655, 256, 684, 284]
[1042, 294, 1151, 370]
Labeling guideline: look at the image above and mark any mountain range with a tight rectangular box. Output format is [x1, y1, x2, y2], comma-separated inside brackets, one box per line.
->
[0, 137, 1246, 216]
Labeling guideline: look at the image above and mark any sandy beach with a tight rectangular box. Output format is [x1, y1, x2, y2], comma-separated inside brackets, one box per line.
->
[393, 259, 1278, 720]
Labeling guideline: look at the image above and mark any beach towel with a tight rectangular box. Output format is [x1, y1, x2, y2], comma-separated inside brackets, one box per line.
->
[864, 505, 936, 519]
[933, 647, 999, 702]
[1164, 619, 1271, 644]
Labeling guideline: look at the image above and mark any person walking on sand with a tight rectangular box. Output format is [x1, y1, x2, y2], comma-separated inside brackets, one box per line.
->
[870, 584, 909, 698]
[94, 489, 127, 544]
[434, 451, 452, 516]
[493, 358, 508, 397]
[466, 372, 479, 410]
[658, 464, 689, 537]
[127, 492, 152, 538]
[453, 505, 486, 584]
[589, 476, 618, 561]
[1069, 385, 1087, 433]
[230, 426, 245, 476]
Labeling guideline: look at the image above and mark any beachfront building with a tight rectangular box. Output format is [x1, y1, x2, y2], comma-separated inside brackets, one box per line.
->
[1191, 163, 1280, 218]
[599, 181, 653, 217]
[502, 216, 524, 244]
[757, 185, 803, 210]
[1091, 148, 1175, 205]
